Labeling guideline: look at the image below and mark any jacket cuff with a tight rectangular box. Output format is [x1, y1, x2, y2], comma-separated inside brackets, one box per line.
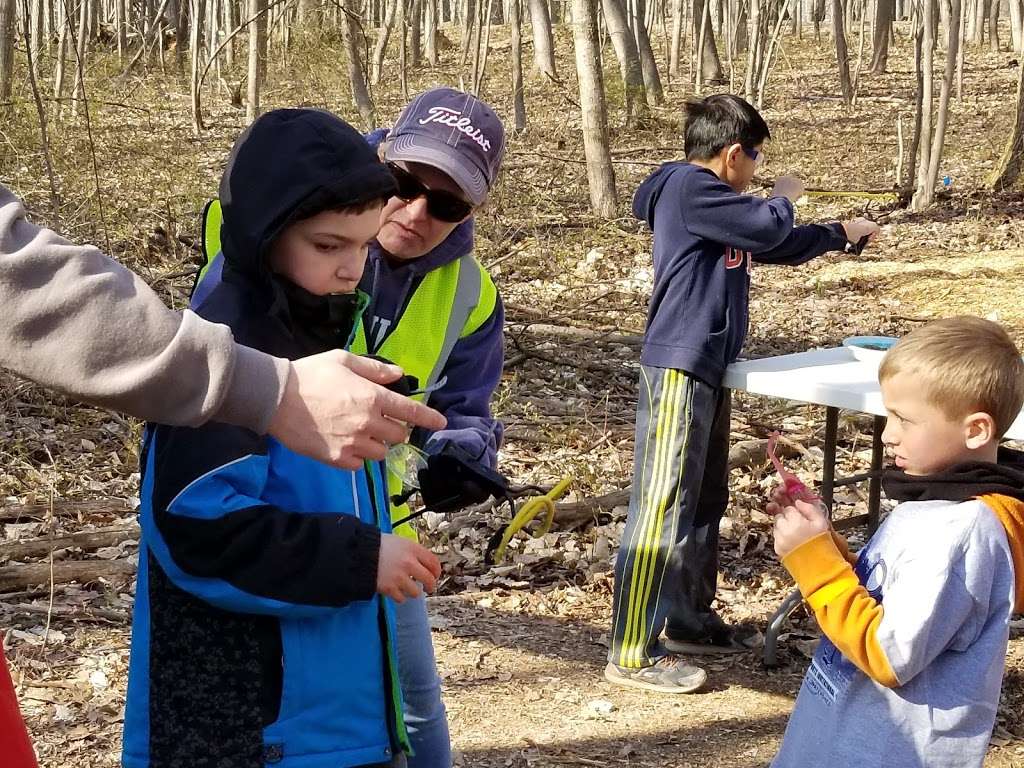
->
[827, 221, 851, 250]
[781, 531, 854, 603]
[213, 340, 290, 434]
[340, 518, 382, 602]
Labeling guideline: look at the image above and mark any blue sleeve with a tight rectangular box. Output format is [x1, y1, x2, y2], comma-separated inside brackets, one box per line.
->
[681, 172, 798, 252]
[418, 295, 504, 469]
[752, 222, 850, 266]
[141, 423, 381, 618]
[365, 128, 390, 150]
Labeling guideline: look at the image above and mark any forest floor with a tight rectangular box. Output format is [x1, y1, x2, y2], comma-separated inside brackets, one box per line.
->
[3, 19, 1024, 768]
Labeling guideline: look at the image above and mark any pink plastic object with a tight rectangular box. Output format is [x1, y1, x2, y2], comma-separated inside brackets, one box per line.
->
[767, 432, 820, 502]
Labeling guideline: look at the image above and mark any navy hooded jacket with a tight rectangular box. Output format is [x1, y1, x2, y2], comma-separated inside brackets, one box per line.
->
[123, 110, 408, 768]
[634, 162, 849, 385]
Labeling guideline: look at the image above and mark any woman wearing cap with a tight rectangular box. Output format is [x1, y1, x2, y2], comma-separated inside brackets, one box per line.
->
[354, 88, 507, 768]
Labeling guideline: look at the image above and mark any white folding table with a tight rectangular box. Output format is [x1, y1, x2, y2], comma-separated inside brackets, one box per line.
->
[722, 346, 1024, 665]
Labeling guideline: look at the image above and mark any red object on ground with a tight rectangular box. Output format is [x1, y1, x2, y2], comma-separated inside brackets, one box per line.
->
[767, 431, 821, 503]
[0, 649, 38, 768]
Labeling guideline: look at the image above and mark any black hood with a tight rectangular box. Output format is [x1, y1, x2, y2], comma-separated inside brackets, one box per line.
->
[218, 108, 396, 281]
[883, 447, 1024, 504]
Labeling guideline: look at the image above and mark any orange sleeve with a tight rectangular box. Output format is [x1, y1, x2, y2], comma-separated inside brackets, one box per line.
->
[782, 532, 899, 688]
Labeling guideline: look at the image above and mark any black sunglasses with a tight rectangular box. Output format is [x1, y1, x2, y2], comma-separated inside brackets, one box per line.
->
[386, 162, 474, 223]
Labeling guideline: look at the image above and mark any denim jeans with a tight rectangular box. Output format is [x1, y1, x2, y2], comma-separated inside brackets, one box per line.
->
[395, 594, 451, 768]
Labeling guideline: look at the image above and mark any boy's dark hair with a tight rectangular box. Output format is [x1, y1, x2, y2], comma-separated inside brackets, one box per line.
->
[683, 95, 771, 161]
[294, 195, 390, 222]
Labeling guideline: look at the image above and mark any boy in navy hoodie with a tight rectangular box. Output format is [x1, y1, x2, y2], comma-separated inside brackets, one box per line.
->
[605, 94, 880, 693]
[124, 109, 442, 768]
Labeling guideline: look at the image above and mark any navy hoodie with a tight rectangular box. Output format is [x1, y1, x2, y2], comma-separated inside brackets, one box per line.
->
[634, 162, 850, 385]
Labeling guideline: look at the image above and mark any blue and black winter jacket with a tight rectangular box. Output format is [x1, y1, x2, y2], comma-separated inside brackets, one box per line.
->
[122, 110, 406, 768]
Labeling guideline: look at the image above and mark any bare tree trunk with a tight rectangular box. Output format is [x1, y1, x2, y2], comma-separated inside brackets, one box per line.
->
[399, 0, 409, 98]
[20, 0, 61, 213]
[926, 0, 962, 191]
[247, 0, 267, 122]
[425, 0, 438, 64]
[869, 0, 893, 72]
[912, 0, 937, 209]
[71, 0, 90, 117]
[694, 0, 724, 83]
[631, 0, 665, 103]
[30, 0, 43, 81]
[510, 0, 526, 131]
[1010, 0, 1023, 54]
[572, 0, 617, 217]
[602, 0, 649, 120]
[224, 0, 237, 67]
[190, 0, 205, 134]
[0, 0, 14, 103]
[343, 0, 375, 127]
[987, 0, 999, 51]
[989, 61, 1024, 189]
[373, 0, 400, 83]
[460, 0, 476, 64]
[905, 19, 924, 188]
[833, 0, 853, 103]
[528, 0, 557, 78]
[669, 0, 686, 76]
[54, 2, 70, 104]
[812, 0, 825, 39]
[471, 0, 493, 94]
[744, 0, 762, 103]
[410, 0, 423, 66]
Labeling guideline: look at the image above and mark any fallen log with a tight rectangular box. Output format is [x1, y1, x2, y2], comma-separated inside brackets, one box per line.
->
[0, 525, 138, 563]
[508, 322, 644, 347]
[0, 558, 136, 592]
[0, 499, 133, 523]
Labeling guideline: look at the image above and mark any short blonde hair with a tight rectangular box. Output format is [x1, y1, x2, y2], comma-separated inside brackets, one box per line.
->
[879, 317, 1024, 437]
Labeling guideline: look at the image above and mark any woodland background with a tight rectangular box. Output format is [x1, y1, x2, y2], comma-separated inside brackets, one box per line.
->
[2, 0, 1024, 764]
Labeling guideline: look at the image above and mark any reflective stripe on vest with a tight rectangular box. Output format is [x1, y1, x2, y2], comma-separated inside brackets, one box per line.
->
[350, 254, 497, 538]
[200, 199, 223, 282]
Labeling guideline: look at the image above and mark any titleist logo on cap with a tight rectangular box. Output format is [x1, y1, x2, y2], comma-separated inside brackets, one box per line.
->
[418, 107, 492, 152]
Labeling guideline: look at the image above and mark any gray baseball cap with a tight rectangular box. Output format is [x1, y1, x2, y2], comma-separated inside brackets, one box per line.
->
[382, 88, 506, 206]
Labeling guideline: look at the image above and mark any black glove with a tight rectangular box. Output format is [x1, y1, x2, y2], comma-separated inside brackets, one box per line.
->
[365, 354, 419, 396]
[417, 443, 509, 514]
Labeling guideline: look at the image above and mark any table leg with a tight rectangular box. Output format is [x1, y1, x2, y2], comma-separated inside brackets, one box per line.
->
[868, 415, 886, 533]
[821, 407, 839, 513]
[763, 589, 804, 667]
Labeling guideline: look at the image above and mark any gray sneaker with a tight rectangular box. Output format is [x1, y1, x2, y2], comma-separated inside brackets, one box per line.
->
[604, 656, 707, 694]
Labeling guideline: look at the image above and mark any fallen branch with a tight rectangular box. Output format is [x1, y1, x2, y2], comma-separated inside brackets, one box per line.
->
[508, 322, 643, 347]
[549, 438, 801, 530]
[0, 525, 137, 563]
[0, 499, 133, 523]
[0, 602, 129, 623]
[0, 559, 136, 592]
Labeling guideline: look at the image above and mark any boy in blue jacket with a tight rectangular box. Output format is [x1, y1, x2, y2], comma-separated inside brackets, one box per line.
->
[190, 89, 506, 768]
[605, 94, 880, 693]
[123, 109, 442, 768]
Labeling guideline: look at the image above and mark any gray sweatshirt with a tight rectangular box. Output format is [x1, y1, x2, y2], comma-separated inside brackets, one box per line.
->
[772, 498, 1017, 768]
[0, 184, 289, 430]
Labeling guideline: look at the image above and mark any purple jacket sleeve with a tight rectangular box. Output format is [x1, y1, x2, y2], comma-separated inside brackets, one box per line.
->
[419, 296, 504, 469]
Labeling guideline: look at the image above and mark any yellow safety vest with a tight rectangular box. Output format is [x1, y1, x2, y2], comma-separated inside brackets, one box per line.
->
[351, 255, 497, 539]
[198, 199, 497, 540]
